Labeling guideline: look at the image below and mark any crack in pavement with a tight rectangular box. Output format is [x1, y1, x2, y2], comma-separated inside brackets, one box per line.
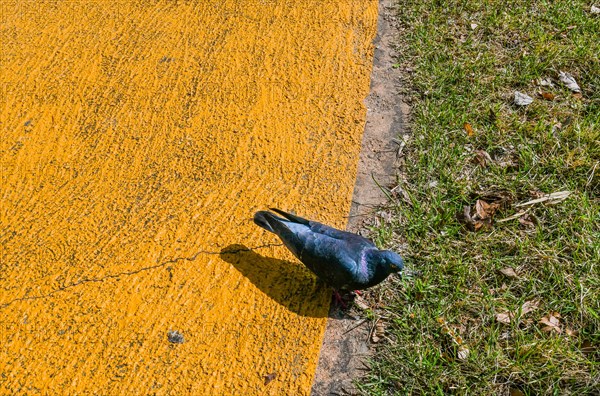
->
[0, 243, 283, 310]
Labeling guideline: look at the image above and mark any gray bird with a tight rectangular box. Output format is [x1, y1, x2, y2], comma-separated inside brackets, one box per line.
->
[253, 208, 404, 290]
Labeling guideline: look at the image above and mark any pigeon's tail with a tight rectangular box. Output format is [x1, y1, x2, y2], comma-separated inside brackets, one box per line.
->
[254, 208, 309, 232]
[253, 211, 277, 233]
[254, 210, 304, 259]
[268, 208, 310, 225]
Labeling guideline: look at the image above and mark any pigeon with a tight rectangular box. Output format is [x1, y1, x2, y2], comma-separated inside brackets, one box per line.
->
[253, 208, 404, 290]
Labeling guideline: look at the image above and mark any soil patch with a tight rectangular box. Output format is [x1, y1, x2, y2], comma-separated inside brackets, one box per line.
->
[311, 1, 408, 394]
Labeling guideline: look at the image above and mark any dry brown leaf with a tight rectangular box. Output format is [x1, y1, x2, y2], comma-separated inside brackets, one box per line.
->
[464, 122, 475, 137]
[475, 199, 500, 219]
[559, 71, 581, 92]
[540, 312, 562, 333]
[529, 190, 546, 199]
[566, 328, 579, 337]
[462, 200, 501, 231]
[496, 312, 512, 324]
[457, 345, 470, 360]
[474, 150, 493, 167]
[572, 92, 583, 99]
[521, 300, 539, 315]
[264, 372, 277, 385]
[461, 205, 474, 229]
[552, 122, 563, 136]
[354, 295, 370, 311]
[518, 213, 537, 228]
[390, 184, 412, 205]
[496, 160, 517, 169]
[473, 221, 487, 231]
[497, 300, 538, 325]
[540, 91, 555, 101]
[372, 320, 385, 343]
[514, 91, 534, 106]
[438, 317, 463, 345]
[499, 267, 519, 278]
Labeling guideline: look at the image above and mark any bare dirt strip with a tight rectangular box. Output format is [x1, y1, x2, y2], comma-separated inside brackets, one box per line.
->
[313, 0, 407, 394]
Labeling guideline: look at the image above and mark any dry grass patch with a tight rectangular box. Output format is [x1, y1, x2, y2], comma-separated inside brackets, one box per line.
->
[357, 1, 599, 394]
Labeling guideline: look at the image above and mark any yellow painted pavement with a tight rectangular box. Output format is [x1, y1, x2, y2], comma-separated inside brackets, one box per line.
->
[0, 1, 378, 394]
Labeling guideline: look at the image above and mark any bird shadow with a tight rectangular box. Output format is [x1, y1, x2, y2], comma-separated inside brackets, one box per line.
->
[220, 244, 332, 318]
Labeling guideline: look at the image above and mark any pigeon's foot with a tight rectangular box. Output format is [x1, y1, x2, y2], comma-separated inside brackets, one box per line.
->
[332, 290, 348, 309]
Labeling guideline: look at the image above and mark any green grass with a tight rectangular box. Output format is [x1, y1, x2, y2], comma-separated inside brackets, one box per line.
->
[358, 1, 599, 394]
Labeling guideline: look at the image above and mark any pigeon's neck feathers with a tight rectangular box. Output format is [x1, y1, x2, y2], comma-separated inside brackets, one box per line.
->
[359, 248, 395, 288]
[357, 248, 379, 283]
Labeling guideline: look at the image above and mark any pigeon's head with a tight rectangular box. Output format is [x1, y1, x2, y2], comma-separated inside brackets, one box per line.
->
[380, 250, 404, 274]
[359, 249, 405, 289]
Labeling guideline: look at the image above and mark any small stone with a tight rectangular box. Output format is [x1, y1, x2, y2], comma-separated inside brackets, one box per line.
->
[457, 346, 470, 360]
[514, 91, 533, 106]
[427, 180, 438, 188]
[167, 330, 185, 344]
[559, 71, 581, 93]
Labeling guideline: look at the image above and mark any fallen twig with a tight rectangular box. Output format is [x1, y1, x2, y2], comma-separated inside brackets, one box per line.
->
[497, 209, 530, 223]
[514, 191, 571, 207]
[343, 319, 369, 335]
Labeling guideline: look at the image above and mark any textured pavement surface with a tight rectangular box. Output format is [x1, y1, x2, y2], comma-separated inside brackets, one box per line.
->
[0, 1, 378, 394]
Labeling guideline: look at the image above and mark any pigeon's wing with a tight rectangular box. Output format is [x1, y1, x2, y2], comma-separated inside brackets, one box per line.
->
[309, 222, 375, 247]
[298, 233, 365, 288]
[269, 208, 375, 248]
[256, 209, 374, 288]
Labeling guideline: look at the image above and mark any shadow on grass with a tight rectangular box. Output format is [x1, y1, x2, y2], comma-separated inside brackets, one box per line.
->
[220, 244, 332, 318]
